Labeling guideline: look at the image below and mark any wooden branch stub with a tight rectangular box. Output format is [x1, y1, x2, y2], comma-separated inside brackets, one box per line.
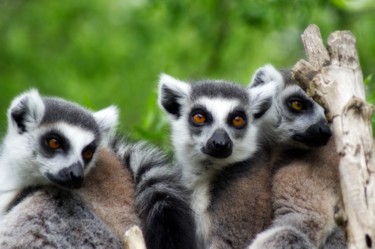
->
[327, 31, 359, 70]
[301, 24, 330, 69]
[292, 24, 375, 249]
[123, 226, 146, 249]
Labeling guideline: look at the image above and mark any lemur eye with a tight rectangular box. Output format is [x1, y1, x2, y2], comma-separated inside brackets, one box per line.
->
[192, 113, 206, 125]
[82, 149, 94, 162]
[232, 116, 246, 128]
[47, 138, 61, 150]
[291, 101, 303, 111]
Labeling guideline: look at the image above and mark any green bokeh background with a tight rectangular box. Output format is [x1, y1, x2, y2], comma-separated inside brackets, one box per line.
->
[1, 0, 374, 148]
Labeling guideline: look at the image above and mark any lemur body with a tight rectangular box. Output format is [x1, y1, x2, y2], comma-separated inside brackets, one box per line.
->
[247, 65, 345, 249]
[0, 89, 197, 249]
[158, 74, 271, 248]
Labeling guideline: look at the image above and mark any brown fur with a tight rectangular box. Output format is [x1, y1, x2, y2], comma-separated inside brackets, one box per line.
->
[79, 148, 140, 240]
[209, 152, 274, 249]
[271, 138, 343, 247]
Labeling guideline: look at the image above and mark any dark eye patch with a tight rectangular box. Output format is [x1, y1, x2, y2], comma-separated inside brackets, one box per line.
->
[189, 105, 213, 127]
[82, 142, 97, 163]
[40, 129, 70, 156]
[286, 95, 313, 113]
[227, 109, 247, 129]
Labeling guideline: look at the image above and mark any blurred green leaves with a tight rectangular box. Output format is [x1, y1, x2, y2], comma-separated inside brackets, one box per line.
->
[0, 0, 374, 144]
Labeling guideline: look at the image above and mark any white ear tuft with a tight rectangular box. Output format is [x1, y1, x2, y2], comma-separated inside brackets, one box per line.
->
[7, 88, 45, 134]
[248, 65, 285, 119]
[93, 105, 119, 145]
[249, 64, 284, 89]
[157, 73, 191, 119]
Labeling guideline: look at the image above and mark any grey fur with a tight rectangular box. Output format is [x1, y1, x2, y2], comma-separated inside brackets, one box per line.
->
[247, 64, 346, 249]
[0, 187, 122, 249]
[42, 97, 101, 137]
[190, 81, 250, 105]
[0, 89, 122, 248]
[110, 136, 199, 249]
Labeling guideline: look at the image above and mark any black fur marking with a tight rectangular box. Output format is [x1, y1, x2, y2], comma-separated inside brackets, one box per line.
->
[251, 70, 266, 88]
[253, 96, 272, 119]
[39, 129, 71, 157]
[188, 105, 213, 136]
[136, 179, 198, 249]
[42, 98, 100, 137]
[137, 174, 177, 194]
[6, 186, 42, 213]
[11, 98, 28, 133]
[134, 157, 169, 184]
[161, 85, 183, 118]
[190, 81, 249, 106]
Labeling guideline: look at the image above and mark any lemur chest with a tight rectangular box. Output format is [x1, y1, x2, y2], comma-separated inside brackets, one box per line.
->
[207, 160, 273, 248]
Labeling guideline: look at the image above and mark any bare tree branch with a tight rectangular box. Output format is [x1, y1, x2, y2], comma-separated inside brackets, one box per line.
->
[292, 24, 375, 249]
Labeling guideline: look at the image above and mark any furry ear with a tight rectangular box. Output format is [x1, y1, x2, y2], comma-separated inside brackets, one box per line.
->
[249, 64, 284, 89]
[248, 65, 283, 119]
[93, 105, 119, 143]
[158, 73, 191, 119]
[8, 89, 45, 134]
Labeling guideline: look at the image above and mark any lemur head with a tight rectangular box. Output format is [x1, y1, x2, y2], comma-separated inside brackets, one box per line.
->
[158, 74, 258, 171]
[249, 64, 331, 149]
[2, 89, 118, 189]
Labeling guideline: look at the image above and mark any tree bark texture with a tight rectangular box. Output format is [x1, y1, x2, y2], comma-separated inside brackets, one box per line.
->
[292, 24, 375, 249]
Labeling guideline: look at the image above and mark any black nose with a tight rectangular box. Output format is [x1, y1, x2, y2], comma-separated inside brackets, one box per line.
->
[202, 129, 233, 158]
[307, 121, 332, 142]
[292, 120, 332, 147]
[46, 162, 84, 189]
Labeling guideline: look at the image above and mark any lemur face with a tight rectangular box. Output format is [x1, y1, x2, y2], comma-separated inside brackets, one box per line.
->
[249, 65, 332, 149]
[159, 74, 258, 166]
[6, 89, 118, 189]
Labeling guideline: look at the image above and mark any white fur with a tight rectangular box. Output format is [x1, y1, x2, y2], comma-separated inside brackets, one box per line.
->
[157, 73, 191, 119]
[249, 64, 284, 87]
[0, 90, 118, 221]
[173, 97, 259, 185]
[247, 226, 311, 249]
[36, 123, 97, 177]
[93, 105, 119, 147]
[7, 89, 45, 135]
[159, 74, 260, 248]
[0, 123, 97, 218]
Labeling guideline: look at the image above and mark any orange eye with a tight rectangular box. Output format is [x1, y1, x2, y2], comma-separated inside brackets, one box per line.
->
[232, 116, 246, 128]
[291, 101, 303, 111]
[192, 113, 206, 125]
[82, 149, 94, 161]
[47, 138, 61, 150]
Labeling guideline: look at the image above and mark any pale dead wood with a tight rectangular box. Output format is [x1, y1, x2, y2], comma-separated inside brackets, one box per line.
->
[292, 24, 375, 249]
[123, 225, 147, 249]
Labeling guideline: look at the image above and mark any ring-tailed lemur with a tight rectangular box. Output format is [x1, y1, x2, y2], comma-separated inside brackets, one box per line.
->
[0, 89, 197, 249]
[158, 73, 273, 249]
[247, 65, 346, 249]
[0, 89, 118, 220]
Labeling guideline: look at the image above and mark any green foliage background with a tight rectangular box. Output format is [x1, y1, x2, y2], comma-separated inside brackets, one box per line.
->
[1, 0, 374, 147]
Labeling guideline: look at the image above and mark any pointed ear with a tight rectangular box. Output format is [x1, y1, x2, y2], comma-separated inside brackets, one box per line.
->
[93, 105, 119, 142]
[158, 73, 191, 119]
[249, 64, 284, 89]
[248, 65, 283, 119]
[8, 89, 45, 134]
